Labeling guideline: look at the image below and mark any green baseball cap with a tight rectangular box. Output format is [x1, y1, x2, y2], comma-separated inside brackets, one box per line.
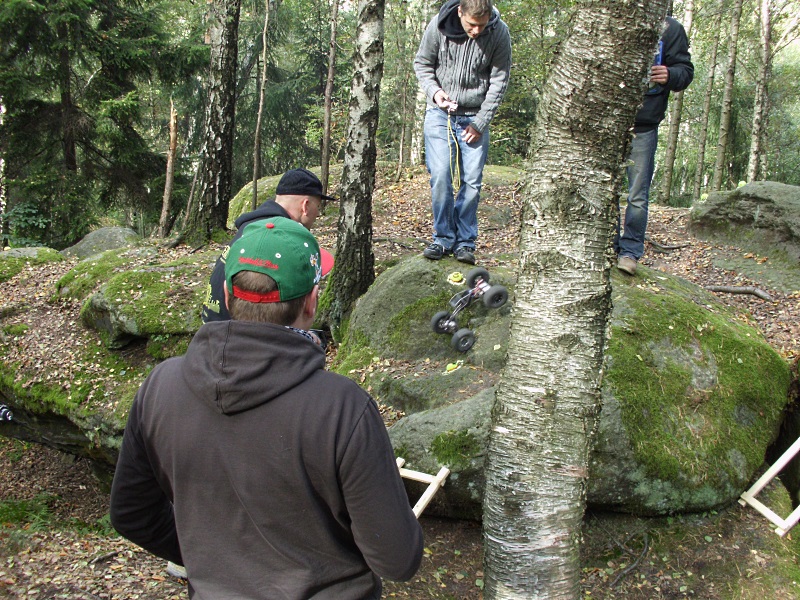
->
[225, 217, 334, 303]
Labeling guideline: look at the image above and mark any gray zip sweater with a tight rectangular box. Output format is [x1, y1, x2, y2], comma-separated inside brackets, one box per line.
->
[414, 0, 511, 134]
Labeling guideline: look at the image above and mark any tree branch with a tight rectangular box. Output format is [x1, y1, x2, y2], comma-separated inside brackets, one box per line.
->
[706, 285, 773, 301]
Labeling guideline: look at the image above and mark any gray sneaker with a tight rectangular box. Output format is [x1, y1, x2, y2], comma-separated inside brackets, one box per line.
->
[454, 247, 476, 265]
[166, 561, 187, 579]
[617, 255, 637, 275]
[423, 243, 446, 260]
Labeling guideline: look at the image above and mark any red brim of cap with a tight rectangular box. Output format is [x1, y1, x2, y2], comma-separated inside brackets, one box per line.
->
[320, 247, 335, 277]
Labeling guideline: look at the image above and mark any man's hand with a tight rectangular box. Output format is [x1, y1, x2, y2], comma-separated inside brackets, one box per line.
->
[461, 125, 482, 144]
[434, 90, 457, 112]
[650, 65, 669, 85]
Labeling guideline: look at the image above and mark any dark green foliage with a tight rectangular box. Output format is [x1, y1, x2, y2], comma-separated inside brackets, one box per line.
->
[0, 0, 207, 248]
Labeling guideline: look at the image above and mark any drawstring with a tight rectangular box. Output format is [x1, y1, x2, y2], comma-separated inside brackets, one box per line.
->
[447, 110, 461, 192]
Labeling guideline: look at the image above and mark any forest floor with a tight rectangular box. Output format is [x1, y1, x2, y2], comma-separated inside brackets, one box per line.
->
[1, 166, 800, 599]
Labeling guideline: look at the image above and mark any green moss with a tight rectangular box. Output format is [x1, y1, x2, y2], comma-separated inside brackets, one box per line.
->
[607, 269, 791, 487]
[0, 249, 64, 284]
[2, 323, 29, 336]
[146, 334, 191, 360]
[331, 329, 380, 381]
[0, 336, 149, 431]
[53, 249, 142, 302]
[430, 430, 480, 470]
[386, 291, 453, 353]
[82, 257, 206, 336]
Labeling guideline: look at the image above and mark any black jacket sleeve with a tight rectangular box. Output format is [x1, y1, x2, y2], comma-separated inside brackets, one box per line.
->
[109, 393, 183, 565]
[663, 17, 694, 93]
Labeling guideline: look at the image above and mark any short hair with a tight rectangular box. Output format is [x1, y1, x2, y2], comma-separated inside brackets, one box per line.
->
[460, 0, 492, 18]
[228, 270, 307, 325]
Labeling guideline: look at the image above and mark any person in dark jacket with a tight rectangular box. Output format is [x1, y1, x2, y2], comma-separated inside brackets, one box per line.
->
[616, 16, 694, 276]
[110, 217, 423, 599]
[414, 0, 511, 265]
[201, 167, 335, 322]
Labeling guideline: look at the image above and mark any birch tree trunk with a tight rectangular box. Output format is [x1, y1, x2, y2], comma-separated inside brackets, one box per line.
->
[691, 1, 723, 202]
[409, 0, 430, 167]
[252, 0, 272, 210]
[711, 0, 744, 191]
[185, 0, 241, 244]
[157, 100, 178, 238]
[747, 0, 772, 182]
[0, 98, 6, 248]
[482, 1, 668, 597]
[322, 0, 385, 331]
[659, 0, 694, 203]
[321, 0, 340, 195]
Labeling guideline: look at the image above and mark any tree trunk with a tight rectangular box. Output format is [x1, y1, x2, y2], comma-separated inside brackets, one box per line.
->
[747, 0, 771, 182]
[322, 0, 385, 332]
[659, 0, 694, 204]
[481, 1, 668, 598]
[711, 0, 744, 191]
[408, 0, 430, 167]
[185, 0, 242, 244]
[691, 1, 723, 202]
[321, 0, 340, 196]
[0, 98, 6, 248]
[57, 23, 77, 173]
[157, 100, 179, 238]
[253, 0, 272, 210]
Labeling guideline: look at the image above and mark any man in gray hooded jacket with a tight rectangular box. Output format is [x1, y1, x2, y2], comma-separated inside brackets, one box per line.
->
[110, 218, 423, 599]
[414, 0, 511, 265]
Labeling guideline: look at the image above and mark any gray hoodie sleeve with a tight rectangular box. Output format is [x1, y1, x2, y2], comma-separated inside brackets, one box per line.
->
[413, 17, 444, 105]
[472, 22, 512, 134]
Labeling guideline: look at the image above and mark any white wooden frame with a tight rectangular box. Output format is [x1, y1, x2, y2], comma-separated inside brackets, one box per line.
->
[396, 458, 450, 518]
[739, 435, 800, 537]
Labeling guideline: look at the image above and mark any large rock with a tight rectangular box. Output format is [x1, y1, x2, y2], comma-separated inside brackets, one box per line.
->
[61, 227, 140, 260]
[336, 256, 791, 517]
[689, 181, 800, 260]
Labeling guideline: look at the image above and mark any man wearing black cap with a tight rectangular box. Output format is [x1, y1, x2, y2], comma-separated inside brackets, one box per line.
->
[201, 167, 336, 323]
[111, 218, 423, 599]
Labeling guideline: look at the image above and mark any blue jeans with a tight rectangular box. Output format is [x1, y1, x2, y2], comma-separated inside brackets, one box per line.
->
[616, 128, 658, 260]
[424, 107, 490, 252]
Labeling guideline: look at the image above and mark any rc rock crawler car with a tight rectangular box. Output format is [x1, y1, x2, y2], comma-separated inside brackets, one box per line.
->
[431, 268, 509, 353]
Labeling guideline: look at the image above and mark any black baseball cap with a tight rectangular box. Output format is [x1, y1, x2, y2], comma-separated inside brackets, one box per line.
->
[275, 168, 337, 202]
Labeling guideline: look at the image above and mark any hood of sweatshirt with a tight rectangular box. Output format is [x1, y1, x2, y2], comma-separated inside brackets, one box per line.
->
[437, 0, 500, 39]
[181, 320, 326, 415]
[233, 200, 291, 230]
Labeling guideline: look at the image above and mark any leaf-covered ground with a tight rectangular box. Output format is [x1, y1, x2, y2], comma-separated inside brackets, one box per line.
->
[1, 166, 800, 598]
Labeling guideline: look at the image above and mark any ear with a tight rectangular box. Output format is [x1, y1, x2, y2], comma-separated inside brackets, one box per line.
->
[303, 285, 320, 319]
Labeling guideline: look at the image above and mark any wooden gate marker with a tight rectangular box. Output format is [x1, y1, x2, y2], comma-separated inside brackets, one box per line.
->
[396, 457, 450, 518]
[739, 435, 800, 537]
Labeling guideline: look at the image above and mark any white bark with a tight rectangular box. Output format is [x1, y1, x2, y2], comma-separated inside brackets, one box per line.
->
[321, 0, 340, 195]
[325, 0, 385, 328]
[252, 0, 272, 209]
[482, 1, 669, 597]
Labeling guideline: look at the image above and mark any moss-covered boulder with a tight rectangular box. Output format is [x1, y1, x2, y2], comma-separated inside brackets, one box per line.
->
[689, 181, 800, 261]
[79, 252, 209, 348]
[334, 257, 791, 517]
[0, 247, 64, 284]
[60, 227, 140, 260]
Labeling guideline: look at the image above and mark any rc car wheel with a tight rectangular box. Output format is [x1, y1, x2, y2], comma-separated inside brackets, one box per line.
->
[431, 311, 455, 334]
[451, 328, 475, 352]
[466, 267, 490, 288]
[483, 285, 509, 309]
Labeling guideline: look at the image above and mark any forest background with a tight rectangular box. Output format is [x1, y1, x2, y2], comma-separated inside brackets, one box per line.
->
[1, 0, 799, 251]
